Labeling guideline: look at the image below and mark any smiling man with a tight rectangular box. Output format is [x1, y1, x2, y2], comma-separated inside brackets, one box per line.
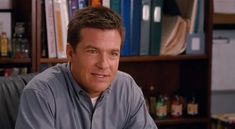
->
[15, 6, 157, 129]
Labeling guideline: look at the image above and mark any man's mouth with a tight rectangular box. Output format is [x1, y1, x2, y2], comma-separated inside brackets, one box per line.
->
[92, 73, 109, 78]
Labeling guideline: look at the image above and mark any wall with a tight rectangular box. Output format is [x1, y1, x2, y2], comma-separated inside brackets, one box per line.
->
[211, 30, 235, 114]
[211, 91, 235, 114]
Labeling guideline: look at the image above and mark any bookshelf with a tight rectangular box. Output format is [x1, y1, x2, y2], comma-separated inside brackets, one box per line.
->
[0, 0, 37, 76]
[2, 0, 213, 129]
[117, 1, 213, 128]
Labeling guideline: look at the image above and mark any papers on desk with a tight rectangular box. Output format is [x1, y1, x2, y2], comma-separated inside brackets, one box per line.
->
[212, 114, 235, 123]
[214, 0, 235, 14]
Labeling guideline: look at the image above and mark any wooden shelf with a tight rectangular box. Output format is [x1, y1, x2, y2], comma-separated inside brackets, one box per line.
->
[213, 13, 235, 25]
[120, 55, 208, 62]
[40, 58, 68, 64]
[0, 58, 31, 64]
[40, 55, 208, 64]
[155, 117, 209, 126]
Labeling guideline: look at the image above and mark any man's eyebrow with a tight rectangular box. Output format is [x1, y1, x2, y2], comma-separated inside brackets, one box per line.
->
[112, 49, 120, 52]
[84, 45, 120, 51]
[84, 45, 97, 49]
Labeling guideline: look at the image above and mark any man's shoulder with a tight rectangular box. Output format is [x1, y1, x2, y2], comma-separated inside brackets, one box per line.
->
[116, 71, 133, 80]
[24, 63, 68, 92]
[113, 71, 139, 90]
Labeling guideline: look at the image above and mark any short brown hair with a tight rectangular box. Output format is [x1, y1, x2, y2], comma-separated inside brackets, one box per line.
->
[67, 6, 125, 50]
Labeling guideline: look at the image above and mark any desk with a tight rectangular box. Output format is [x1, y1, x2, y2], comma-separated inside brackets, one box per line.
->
[212, 114, 235, 129]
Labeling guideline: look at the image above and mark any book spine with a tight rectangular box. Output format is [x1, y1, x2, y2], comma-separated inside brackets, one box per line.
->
[71, 0, 79, 18]
[150, 0, 163, 55]
[53, 0, 69, 58]
[110, 0, 121, 14]
[45, 0, 57, 58]
[140, 0, 151, 55]
[120, 0, 131, 56]
[129, 0, 141, 56]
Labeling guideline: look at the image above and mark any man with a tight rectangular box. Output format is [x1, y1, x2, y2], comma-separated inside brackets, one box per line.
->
[15, 6, 157, 129]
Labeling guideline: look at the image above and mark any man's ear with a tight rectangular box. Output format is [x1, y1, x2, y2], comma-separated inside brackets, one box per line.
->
[66, 43, 73, 61]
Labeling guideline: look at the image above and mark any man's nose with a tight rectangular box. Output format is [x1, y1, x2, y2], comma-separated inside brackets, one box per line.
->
[96, 53, 109, 69]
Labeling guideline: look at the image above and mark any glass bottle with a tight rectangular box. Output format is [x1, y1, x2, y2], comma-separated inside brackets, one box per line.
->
[187, 93, 199, 116]
[149, 85, 156, 117]
[12, 22, 29, 58]
[171, 92, 183, 118]
[156, 94, 167, 119]
[163, 94, 171, 116]
[0, 32, 9, 57]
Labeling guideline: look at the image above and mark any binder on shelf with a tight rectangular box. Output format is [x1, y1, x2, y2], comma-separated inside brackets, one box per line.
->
[194, 0, 204, 33]
[120, 0, 131, 56]
[45, 0, 57, 58]
[110, 0, 121, 14]
[185, 32, 205, 55]
[149, 0, 163, 55]
[129, 0, 141, 56]
[140, 0, 151, 55]
[53, 0, 69, 58]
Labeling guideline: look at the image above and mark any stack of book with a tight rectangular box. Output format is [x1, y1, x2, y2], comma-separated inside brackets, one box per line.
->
[42, 0, 205, 58]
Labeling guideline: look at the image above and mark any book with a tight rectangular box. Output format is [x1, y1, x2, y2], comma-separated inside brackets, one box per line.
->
[68, 0, 79, 20]
[102, 0, 110, 8]
[129, 0, 141, 56]
[194, 0, 204, 33]
[110, 0, 121, 15]
[53, 0, 69, 58]
[120, 0, 131, 56]
[67, 0, 72, 20]
[140, 0, 151, 55]
[149, 0, 163, 55]
[45, 0, 57, 58]
[41, 0, 48, 58]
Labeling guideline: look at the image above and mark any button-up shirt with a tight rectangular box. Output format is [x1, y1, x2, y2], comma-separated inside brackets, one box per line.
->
[15, 63, 157, 129]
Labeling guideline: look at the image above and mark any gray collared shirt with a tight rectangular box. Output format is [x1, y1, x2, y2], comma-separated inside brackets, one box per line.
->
[15, 63, 157, 129]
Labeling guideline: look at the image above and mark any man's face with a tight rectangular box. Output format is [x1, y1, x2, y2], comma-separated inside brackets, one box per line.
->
[67, 28, 121, 97]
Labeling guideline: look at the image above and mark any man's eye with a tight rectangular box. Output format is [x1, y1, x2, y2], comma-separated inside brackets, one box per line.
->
[111, 52, 120, 57]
